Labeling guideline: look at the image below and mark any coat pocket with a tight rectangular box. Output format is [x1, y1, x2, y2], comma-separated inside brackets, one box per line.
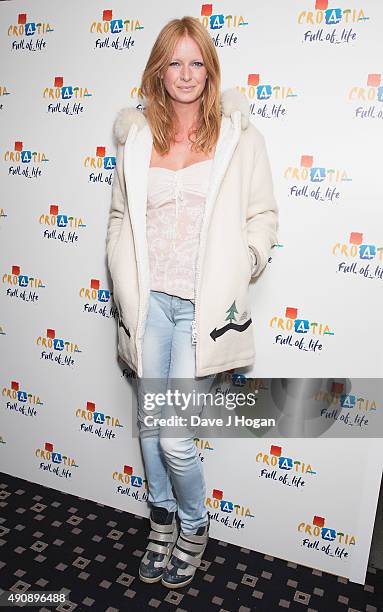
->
[110, 274, 134, 368]
[241, 229, 252, 278]
[116, 306, 133, 366]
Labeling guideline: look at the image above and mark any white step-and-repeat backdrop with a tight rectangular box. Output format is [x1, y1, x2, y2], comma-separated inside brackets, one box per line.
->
[1, 0, 382, 585]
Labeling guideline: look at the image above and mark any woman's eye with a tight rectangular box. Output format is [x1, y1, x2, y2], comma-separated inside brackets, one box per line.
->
[169, 61, 204, 67]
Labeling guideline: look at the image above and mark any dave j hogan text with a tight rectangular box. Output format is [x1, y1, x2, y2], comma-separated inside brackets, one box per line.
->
[143, 414, 276, 429]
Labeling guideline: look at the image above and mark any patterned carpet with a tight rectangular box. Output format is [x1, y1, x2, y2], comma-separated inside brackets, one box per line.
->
[0, 472, 381, 611]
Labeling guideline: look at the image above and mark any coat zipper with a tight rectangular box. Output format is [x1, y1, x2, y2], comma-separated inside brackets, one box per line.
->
[192, 207, 203, 347]
[191, 318, 197, 345]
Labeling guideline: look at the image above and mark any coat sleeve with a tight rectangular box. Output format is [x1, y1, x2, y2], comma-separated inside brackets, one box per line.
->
[246, 133, 279, 278]
[106, 142, 127, 269]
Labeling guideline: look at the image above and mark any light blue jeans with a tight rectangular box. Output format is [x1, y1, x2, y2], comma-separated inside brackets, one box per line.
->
[136, 290, 216, 534]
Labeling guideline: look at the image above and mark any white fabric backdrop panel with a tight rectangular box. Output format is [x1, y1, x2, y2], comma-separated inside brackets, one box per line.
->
[0, 0, 382, 586]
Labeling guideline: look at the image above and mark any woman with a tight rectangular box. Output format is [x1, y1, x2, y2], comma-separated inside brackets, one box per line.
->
[107, 17, 278, 589]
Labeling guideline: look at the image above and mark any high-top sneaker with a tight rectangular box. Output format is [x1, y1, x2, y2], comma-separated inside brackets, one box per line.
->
[139, 506, 179, 583]
[161, 515, 210, 588]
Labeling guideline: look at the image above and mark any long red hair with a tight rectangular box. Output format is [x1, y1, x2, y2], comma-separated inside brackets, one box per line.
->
[140, 16, 221, 155]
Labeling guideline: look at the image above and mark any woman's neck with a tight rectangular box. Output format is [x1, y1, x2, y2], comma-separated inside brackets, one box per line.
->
[171, 98, 201, 135]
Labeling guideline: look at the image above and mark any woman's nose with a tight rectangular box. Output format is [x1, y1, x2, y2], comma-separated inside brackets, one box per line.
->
[181, 67, 191, 80]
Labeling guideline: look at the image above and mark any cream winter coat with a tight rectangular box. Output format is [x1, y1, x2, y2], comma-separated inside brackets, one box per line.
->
[106, 87, 279, 378]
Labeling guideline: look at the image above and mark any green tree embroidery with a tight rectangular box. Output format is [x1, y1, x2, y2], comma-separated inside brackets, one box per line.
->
[225, 301, 238, 323]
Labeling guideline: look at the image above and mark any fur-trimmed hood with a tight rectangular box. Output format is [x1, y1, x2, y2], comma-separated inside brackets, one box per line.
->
[113, 87, 250, 145]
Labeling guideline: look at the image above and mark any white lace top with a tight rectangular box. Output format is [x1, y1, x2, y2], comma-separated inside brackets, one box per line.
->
[146, 159, 213, 301]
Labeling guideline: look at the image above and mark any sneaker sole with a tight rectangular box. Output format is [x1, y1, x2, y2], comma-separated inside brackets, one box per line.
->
[161, 574, 195, 589]
[139, 571, 164, 584]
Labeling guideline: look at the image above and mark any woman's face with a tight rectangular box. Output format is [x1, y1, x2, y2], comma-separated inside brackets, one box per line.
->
[162, 34, 208, 105]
